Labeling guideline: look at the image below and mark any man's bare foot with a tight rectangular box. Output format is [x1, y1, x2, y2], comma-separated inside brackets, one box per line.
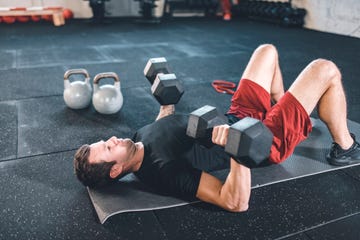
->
[156, 105, 175, 120]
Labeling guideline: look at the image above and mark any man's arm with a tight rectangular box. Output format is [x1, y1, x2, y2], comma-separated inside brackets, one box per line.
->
[196, 160, 251, 212]
[196, 124, 251, 212]
[155, 105, 175, 121]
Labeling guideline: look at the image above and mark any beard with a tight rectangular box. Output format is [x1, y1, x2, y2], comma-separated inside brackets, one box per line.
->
[124, 138, 137, 159]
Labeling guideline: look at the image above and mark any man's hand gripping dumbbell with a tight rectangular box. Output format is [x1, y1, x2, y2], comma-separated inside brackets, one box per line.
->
[186, 105, 274, 168]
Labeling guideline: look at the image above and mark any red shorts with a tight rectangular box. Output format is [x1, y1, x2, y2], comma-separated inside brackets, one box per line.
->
[227, 79, 312, 164]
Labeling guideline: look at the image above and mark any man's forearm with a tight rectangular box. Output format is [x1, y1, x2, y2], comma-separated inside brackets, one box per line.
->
[197, 125, 251, 212]
[155, 105, 175, 121]
[219, 158, 251, 211]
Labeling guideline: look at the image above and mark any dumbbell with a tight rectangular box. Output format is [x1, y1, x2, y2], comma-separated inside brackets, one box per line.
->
[186, 105, 274, 168]
[143, 57, 184, 105]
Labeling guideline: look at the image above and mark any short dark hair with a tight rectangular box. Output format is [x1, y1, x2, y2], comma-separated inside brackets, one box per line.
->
[73, 144, 118, 188]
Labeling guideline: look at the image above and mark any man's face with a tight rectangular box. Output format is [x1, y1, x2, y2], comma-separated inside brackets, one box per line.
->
[89, 136, 136, 165]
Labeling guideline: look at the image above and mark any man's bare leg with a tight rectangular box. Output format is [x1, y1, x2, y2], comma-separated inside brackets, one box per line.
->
[241, 44, 285, 103]
[288, 59, 353, 150]
[245, 47, 359, 165]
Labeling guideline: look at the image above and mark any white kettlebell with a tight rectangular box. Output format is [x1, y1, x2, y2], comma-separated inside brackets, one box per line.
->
[92, 72, 123, 114]
[63, 69, 92, 109]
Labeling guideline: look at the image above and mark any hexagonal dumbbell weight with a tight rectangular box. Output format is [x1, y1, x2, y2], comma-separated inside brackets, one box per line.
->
[225, 117, 273, 168]
[186, 105, 228, 139]
[143, 57, 184, 105]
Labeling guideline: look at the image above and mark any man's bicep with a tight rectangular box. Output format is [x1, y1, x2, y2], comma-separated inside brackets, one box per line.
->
[196, 172, 225, 208]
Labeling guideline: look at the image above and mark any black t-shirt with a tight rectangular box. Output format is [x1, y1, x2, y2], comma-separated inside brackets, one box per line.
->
[132, 114, 229, 200]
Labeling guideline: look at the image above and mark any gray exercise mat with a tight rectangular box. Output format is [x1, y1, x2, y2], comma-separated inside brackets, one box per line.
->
[88, 118, 360, 224]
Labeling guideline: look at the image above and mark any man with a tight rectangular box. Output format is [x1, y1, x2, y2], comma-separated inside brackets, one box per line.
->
[74, 44, 360, 212]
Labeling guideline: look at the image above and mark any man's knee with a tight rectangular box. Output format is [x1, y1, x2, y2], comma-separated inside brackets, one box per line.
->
[309, 59, 342, 84]
[254, 44, 278, 58]
[254, 43, 278, 64]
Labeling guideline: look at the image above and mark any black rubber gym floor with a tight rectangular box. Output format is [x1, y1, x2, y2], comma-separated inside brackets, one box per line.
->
[0, 17, 359, 240]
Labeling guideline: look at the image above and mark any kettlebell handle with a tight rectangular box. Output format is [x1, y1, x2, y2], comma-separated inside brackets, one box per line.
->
[64, 69, 90, 81]
[93, 72, 120, 84]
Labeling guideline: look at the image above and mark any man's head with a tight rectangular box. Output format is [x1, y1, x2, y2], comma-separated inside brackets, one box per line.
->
[73, 136, 139, 188]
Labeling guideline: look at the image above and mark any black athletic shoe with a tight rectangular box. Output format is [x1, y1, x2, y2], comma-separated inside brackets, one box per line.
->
[327, 133, 360, 166]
